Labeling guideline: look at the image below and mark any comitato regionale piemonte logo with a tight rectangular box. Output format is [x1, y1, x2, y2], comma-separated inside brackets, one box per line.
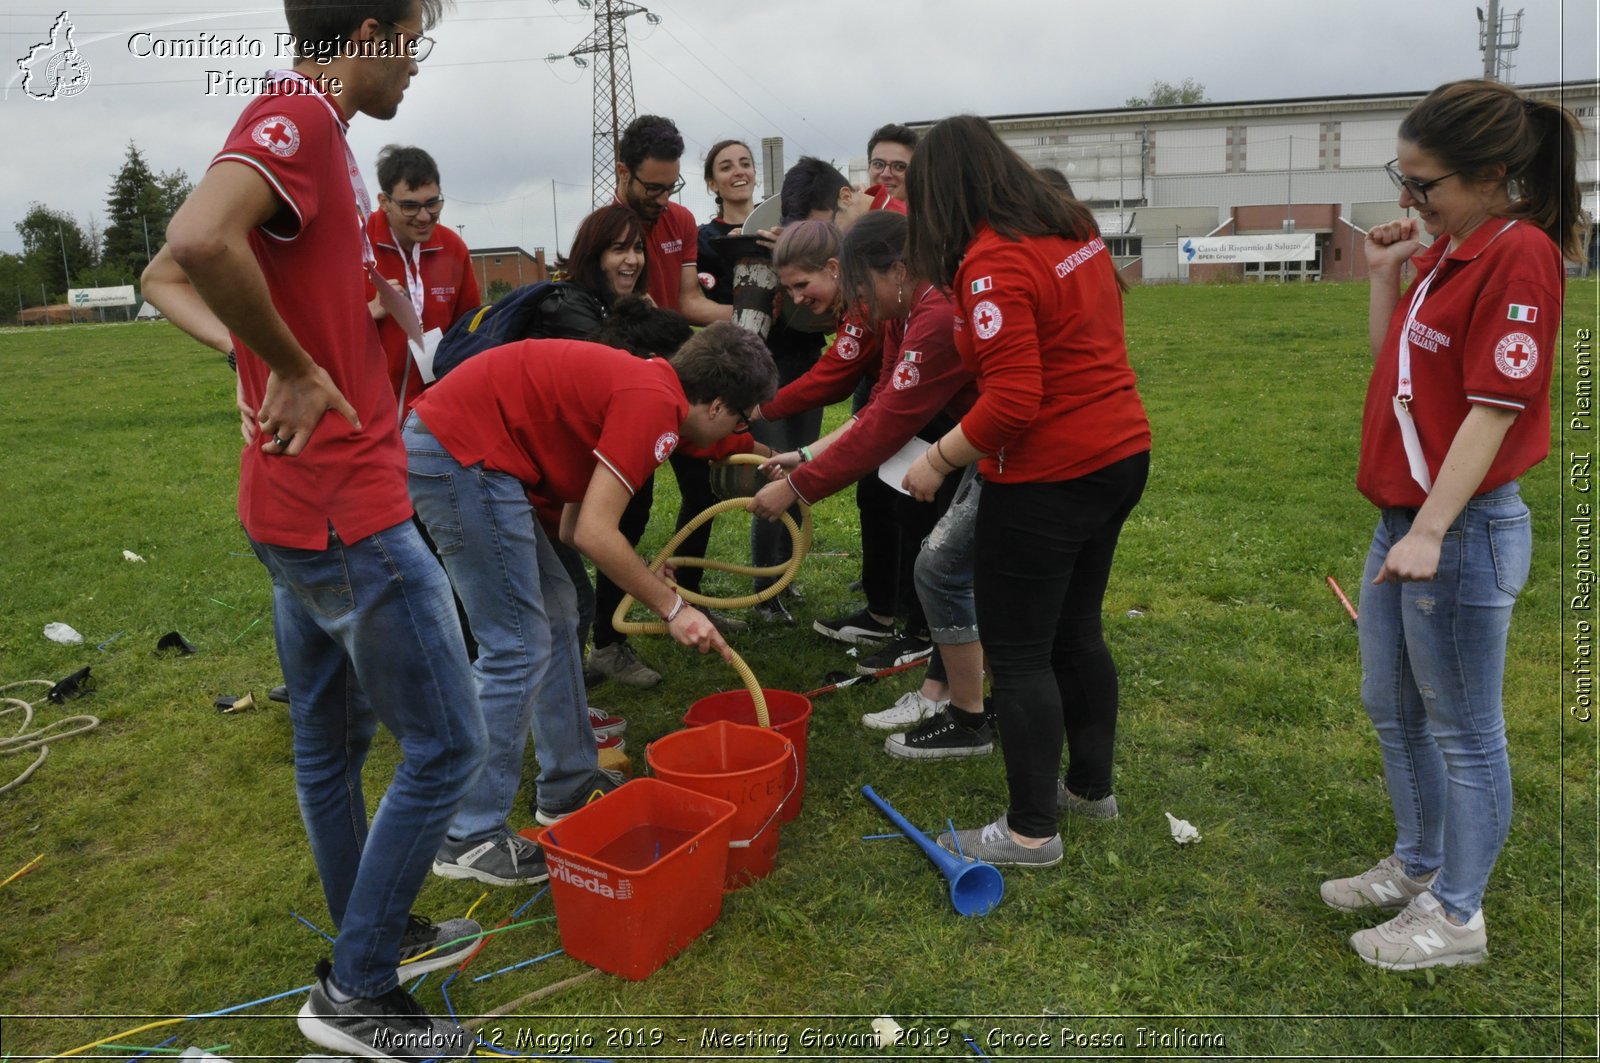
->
[17, 11, 93, 101]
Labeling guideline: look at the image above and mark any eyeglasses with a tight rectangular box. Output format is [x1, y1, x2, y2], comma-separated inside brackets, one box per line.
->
[630, 171, 685, 198]
[726, 402, 752, 432]
[1384, 159, 1459, 206]
[392, 196, 444, 217]
[385, 23, 435, 62]
[869, 158, 908, 175]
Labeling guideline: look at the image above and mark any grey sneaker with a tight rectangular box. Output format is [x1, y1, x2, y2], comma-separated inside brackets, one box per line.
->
[936, 814, 1063, 868]
[298, 960, 473, 1062]
[707, 609, 749, 635]
[1347, 891, 1488, 970]
[395, 913, 482, 979]
[535, 767, 626, 826]
[432, 831, 548, 888]
[862, 689, 947, 731]
[1321, 854, 1437, 912]
[885, 707, 994, 759]
[1057, 778, 1119, 820]
[585, 642, 661, 688]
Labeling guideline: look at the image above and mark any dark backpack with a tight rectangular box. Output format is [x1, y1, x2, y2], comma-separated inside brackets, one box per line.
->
[431, 281, 605, 381]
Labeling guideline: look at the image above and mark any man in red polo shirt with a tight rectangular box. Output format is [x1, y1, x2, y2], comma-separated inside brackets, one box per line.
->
[865, 122, 917, 203]
[139, 1, 482, 1056]
[366, 144, 479, 403]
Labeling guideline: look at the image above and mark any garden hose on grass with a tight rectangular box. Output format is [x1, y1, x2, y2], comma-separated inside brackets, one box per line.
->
[2, 679, 102, 796]
[612, 454, 814, 728]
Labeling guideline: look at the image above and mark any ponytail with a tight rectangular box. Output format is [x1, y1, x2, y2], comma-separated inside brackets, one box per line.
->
[1515, 98, 1584, 260]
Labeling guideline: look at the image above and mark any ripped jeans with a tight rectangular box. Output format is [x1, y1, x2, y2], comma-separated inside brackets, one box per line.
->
[914, 466, 981, 646]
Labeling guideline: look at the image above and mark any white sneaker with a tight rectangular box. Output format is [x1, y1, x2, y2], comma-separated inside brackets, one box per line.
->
[1321, 853, 1437, 912]
[1347, 891, 1487, 970]
[861, 690, 947, 731]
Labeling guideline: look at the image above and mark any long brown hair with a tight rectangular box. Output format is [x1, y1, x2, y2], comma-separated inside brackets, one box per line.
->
[838, 210, 909, 326]
[1400, 79, 1584, 260]
[556, 205, 650, 306]
[906, 114, 1122, 291]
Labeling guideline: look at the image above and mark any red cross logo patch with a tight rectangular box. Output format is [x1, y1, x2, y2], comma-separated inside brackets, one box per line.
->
[654, 431, 680, 462]
[836, 335, 860, 361]
[892, 362, 920, 391]
[251, 115, 300, 157]
[972, 299, 1002, 340]
[1493, 331, 1538, 380]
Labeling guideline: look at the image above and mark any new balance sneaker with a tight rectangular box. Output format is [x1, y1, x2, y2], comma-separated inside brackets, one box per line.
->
[588, 705, 626, 738]
[395, 913, 482, 978]
[855, 634, 935, 675]
[535, 767, 625, 826]
[1321, 854, 1438, 912]
[936, 815, 1063, 869]
[813, 608, 895, 645]
[1347, 891, 1488, 971]
[861, 689, 947, 731]
[1057, 778, 1119, 820]
[585, 642, 661, 688]
[884, 707, 994, 759]
[432, 831, 548, 888]
[298, 959, 472, 1062]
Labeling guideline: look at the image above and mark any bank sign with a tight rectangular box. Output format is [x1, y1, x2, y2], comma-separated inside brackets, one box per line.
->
[1183, 235, 1317, 264]
[69, 285, 136, 308]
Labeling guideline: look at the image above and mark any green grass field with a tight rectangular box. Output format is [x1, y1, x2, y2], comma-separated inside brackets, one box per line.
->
[1, 280, 1595, 1061]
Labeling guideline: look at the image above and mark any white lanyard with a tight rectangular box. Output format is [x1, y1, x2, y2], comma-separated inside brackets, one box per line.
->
[388, 223, 427, 325]
[1392, 257, 1443, 493]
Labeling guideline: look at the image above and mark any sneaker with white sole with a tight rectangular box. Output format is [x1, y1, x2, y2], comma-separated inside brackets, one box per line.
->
[596, 733, 626, 755]
[432, 831, 548, 888]
[588, 705, 626, 738]
[395, 913, 482, 978]
[862, 689, 947, 731]
[856, 634, 935, 675]
[885, 707, 994, 759]
[1057, 778, 1119, 819]
[1347, 891, 1488, 970]
[585, 642, 661, 688]
[535, 767, 625, 826]
[936, 814, 1063, 868]
[813, 608, 895, 645]
[1321, 853, 1437, 912]
[298, 959, 473, 1062]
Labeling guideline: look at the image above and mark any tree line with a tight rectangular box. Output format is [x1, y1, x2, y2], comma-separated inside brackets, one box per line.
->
[3, 142, 191, 322]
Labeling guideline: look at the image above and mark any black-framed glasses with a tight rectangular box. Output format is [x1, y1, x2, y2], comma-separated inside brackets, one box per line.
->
[385, 23, 435, 62]
[393, 196, 444, 217]
[630, 171, 686, 198]
[1384, 159, 1458, 205]
[869, 158, 908, 175]
[726, 402, 752, 432]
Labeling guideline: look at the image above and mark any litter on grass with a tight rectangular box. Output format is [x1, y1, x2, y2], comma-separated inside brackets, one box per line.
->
[1165, 812, 1201, 845]
[43, 622, 83, 645]
[871, 1016, 904, 1048]
[123, 550, 146, 563]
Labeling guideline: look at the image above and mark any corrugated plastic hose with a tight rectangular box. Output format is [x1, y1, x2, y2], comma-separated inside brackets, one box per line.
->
[611, 455, 813, 729]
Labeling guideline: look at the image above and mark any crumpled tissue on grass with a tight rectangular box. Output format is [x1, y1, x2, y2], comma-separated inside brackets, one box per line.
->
[1165, 812, 1201, 845]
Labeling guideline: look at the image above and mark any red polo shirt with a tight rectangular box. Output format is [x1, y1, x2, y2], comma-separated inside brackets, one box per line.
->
[365, 213, 481, 400]
[1357, 218, 1561, 508]
[213, 82, 412, 550]
[954, 224, 1149, 483]
[639, 201, 699, 310]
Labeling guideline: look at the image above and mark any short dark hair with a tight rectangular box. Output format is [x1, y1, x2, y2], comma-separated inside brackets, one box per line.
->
[557, 205, 650, 306]
[376, 144, 440, 194]
[779, 157, 849, 224]
[867, 123, 917, 156]
[588, 296, 692, 359]
[670, 321, 778, 409]
[617, 114, 684, 172]
[286, 0, 446, 63]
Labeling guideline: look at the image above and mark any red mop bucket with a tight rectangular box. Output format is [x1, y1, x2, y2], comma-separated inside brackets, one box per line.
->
[684, 688, 812, 822]
[647, 720, 795, 889]
[536, 778, 736, 980]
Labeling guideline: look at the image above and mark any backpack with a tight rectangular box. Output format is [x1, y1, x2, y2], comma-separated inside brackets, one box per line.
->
[431, 280, 605, 381]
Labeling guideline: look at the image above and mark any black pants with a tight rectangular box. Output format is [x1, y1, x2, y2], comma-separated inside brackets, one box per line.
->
[976, 451, 1149, 838]
[857, 467, 958, 636]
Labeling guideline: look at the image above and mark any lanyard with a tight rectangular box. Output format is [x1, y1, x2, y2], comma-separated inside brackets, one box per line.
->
[1392, 257, 1443, 493]
[387, 223, 428, 325]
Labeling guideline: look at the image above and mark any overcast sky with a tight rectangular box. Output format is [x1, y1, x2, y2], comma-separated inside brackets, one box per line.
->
[2, 0, 1596, 261]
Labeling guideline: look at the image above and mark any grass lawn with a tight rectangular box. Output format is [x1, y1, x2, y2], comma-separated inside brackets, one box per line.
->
[0, 279, 1595, 1061]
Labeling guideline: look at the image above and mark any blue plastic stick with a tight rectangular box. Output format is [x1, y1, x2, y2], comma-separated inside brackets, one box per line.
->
[948, 818, 966, 859]
[470, 947, 564, 983]
[290, 909, 336, 944]
[510, 885, 549, 920]
[965, 1034, 991, 1057]
[123, 1035, 179, 1062]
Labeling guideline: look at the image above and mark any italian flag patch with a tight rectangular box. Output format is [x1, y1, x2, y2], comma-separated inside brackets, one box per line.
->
[970, 276, 993, 294]
[1507, 304, 1538, 322]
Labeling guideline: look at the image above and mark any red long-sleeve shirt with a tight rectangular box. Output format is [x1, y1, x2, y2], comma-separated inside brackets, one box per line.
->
[760, 309, 885, 421]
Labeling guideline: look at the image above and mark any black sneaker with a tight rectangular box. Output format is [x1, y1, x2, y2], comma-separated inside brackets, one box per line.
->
[431, 831, 549, 888]
[298, 959, 473, 1062]
[983, 695, 1001, 740]
[535, 767, 625, 826]
[884, 707, 995, 760]
[856, 633, 934, 675]
[813, 608, 895, 645]
[396, 913, 482, 979]
[753, 597, 795, 625]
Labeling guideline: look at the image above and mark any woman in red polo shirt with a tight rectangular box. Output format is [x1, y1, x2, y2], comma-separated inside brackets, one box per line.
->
[1321, 80, 1580, 971]
[903, 115, 1150, 868]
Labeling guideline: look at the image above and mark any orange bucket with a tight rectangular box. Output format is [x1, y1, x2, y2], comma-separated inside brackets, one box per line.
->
[684, 688, 812, 822]
[647, 720, 794, 889]
[536, 778, 735, 980]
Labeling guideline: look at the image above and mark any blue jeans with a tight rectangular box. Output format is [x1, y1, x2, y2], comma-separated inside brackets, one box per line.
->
[1358, 482, 1530, 922]
[915, 466, 981, 645]
[404, 414, 600, 836]
[248, 520, 485, 998]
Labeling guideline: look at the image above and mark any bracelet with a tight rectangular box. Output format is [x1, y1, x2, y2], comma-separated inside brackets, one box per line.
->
[226, 348, 238, 372]
[934, 438, 956, 473]
[799, 445, 813, 463]
[663, 593, 686, 623]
